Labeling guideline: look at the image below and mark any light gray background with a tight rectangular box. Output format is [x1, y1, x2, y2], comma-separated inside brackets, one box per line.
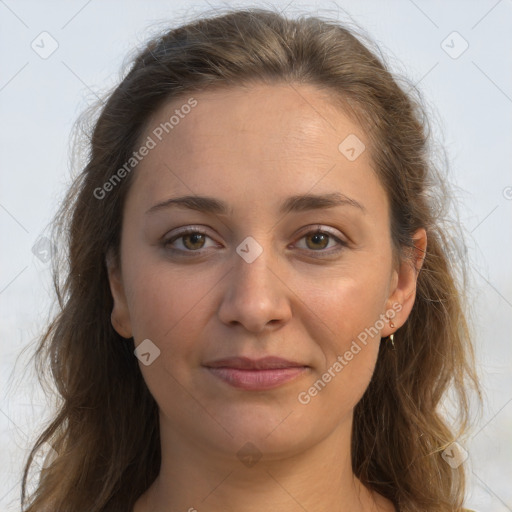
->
[1, 1, 511, 511]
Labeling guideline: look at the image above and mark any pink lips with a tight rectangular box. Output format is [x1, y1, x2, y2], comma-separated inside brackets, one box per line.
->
[204, 356, 309, 390]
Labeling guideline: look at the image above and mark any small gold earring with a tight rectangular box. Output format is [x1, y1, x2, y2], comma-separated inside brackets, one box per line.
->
[389, 321, 395, 348]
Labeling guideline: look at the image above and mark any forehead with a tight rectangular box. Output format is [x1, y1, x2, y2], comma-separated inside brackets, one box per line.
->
[144, 82, 358, 159]
[126, 82, 386, 218]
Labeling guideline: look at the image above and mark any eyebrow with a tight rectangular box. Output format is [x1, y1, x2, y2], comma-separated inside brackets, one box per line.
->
[145, 192, 366, 216]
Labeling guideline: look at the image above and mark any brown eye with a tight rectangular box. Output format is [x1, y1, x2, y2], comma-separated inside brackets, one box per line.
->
[182, 233, 206, 250]
[294, 227, 347, 256]
[163, 228, 217, 253]
[304, 232, 330, 250]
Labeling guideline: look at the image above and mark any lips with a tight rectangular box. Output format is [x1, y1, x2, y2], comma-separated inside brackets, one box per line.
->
[203, 356, 306, 370]
[203, 356, 309, 390]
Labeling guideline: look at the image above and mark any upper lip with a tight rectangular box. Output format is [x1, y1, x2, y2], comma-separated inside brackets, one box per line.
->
[203, 356, 307, 370]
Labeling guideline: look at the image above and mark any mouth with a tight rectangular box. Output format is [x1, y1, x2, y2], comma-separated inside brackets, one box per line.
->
[203, 356, 310, 390]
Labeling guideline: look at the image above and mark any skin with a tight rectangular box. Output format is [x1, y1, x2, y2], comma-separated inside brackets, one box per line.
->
[107, 82, 427, 512]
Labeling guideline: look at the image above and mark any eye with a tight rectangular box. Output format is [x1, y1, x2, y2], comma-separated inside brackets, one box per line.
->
[294, 226, 347, 254]
[163, 227, 219, 253]
[162, 225, 347, 257]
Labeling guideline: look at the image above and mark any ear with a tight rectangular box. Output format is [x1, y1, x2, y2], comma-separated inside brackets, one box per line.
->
[106, 248, 133, 339]
[381, 228, 427, 337]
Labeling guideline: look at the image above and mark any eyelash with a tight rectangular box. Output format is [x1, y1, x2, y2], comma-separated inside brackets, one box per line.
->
[162, 225, 348, 258]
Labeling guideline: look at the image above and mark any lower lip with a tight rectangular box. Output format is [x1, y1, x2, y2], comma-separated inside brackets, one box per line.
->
[206, 367, 308, 390]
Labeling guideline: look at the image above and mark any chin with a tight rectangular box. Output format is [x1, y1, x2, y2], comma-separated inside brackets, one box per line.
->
[210, 410, 319, 454]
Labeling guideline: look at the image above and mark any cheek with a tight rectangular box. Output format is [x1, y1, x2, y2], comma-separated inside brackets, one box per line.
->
[297, 262, 389, 346]
[122, 266, 213, 413]
[293, 268, 388, 408]
[123, 255, 222, 388]
[124, 252, 215, 338]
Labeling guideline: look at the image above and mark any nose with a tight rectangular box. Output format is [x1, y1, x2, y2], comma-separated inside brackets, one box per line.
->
[217, 244, 292, 333]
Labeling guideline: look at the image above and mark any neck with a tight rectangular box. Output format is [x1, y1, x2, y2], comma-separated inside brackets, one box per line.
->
[134, 414, 395, 512]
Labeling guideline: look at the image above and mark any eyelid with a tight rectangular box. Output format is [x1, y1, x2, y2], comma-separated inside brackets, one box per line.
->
[165, 225, 214, 238]
[294, 224, 344, 239]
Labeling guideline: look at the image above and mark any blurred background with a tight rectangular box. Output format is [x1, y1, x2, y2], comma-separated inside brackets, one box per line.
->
[1, 1, 511, 510]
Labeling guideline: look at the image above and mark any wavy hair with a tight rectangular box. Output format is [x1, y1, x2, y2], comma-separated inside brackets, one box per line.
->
[20, 7, 481, 512]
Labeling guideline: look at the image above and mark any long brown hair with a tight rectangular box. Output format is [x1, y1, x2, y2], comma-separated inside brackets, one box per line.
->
[20, 7, 481, 511]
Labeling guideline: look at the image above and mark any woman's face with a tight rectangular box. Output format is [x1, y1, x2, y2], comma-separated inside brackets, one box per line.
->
[108, 82, 423, 459]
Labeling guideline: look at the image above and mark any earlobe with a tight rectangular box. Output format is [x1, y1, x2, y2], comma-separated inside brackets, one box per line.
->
[105, 249, 133, 339]
[382, 228, 427, 337]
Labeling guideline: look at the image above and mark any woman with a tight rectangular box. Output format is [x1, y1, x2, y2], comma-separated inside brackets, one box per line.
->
[21, 7, 481, 512]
